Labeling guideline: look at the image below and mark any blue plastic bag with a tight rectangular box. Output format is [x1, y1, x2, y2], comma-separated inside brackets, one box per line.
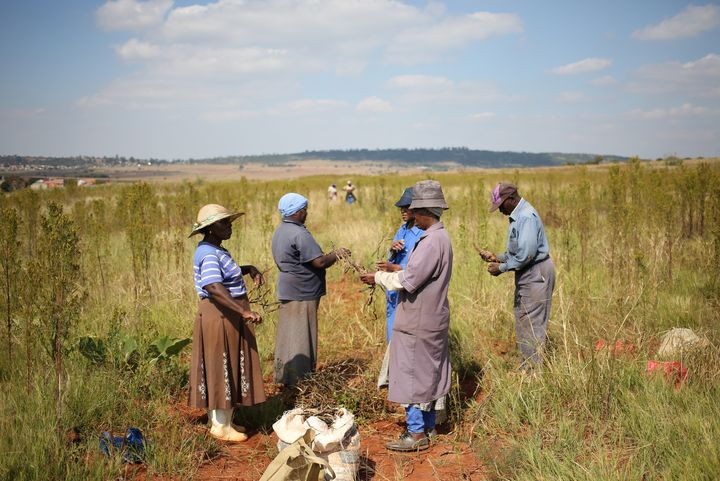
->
[99, 427, 145, 464]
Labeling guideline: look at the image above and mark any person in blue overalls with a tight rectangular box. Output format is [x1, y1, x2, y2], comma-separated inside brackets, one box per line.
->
[376, 187, 424, 343]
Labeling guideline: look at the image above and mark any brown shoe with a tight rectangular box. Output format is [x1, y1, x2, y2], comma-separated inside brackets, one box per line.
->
[386, 431, 429, 452]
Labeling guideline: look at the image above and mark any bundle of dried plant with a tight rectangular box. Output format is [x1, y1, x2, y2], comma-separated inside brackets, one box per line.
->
[292, 359, 388, 422]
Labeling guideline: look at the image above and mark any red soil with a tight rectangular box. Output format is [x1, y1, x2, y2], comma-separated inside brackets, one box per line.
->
[192, 418, 485, 481]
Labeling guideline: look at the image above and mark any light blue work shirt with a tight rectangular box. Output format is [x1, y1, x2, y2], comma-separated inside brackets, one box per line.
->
[386, 222, 424, 342]
[497, 198, 550, 273]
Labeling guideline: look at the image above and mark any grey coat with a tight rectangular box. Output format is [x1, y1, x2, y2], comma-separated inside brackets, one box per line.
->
[388, 221, 453, 404]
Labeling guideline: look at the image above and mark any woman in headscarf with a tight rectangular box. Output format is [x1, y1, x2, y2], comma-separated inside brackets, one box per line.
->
[271, 193, 351, 386]
[188, 204, 266, 442]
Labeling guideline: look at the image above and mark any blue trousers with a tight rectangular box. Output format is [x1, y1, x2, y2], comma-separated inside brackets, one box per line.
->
[405, 406, 436, 434]
[385, 291, 399, 343]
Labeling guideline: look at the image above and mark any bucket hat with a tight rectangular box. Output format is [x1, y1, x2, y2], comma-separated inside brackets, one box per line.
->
[394, 187, 414, 207]
[489, 183, 518, 212]
[408, 180, 448, 210]
[189, 204, 244, 237]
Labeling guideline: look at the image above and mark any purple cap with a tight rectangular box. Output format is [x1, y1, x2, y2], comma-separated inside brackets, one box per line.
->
[489, 183, 518, 212]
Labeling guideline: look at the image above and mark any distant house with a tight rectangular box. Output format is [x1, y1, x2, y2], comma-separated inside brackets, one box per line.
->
[30, 178, 65, 190]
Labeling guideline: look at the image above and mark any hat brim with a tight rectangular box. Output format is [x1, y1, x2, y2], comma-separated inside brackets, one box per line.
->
[489, 193, 513, 213]
[189, 212, 244, 237]
[409, 199, 449, 210]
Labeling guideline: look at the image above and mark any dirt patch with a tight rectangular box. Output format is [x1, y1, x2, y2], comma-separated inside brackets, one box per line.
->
[178, 334, 487, 480]
[192, 418, 485, 481]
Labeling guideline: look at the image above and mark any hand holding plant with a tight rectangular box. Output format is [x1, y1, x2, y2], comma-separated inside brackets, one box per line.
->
[243, 265, 265, 286]
[476, 246, 498, 263]
[376, 261, 401, 272]
[241, 310, 263, 325]
[359, 272, 376, 285]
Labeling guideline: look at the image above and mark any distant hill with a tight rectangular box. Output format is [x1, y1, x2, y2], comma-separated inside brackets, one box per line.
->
[196, 148, 628, 168]
[1, 148, 627, 172]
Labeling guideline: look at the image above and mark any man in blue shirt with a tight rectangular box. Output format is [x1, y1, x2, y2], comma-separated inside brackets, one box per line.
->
[479, 183, 556, 370]
[376, 187, 424, 343]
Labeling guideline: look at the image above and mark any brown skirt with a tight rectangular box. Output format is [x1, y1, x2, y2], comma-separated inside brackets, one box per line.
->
[189, 298, 266, 409]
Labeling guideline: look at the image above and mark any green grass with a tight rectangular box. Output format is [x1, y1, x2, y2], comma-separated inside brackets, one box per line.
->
[1, 160, 719, 480]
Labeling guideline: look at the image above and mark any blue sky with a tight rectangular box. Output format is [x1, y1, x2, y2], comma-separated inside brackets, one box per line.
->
[1, 0, 719, 159]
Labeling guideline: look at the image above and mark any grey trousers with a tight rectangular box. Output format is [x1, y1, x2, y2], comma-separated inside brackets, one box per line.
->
[514, 258, 556, 369]
[274, 299, 320, 385]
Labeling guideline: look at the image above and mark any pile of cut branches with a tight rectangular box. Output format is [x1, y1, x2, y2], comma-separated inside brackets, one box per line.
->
[292, 359, 390, 423]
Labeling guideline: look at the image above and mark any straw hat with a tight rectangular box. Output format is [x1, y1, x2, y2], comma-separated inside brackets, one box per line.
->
[189, 204, 244, 237]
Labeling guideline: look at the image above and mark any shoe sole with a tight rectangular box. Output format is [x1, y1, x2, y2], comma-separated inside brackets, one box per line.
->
[385, 443, 429, 452]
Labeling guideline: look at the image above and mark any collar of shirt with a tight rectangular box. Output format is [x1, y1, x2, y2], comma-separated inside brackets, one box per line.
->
[401, 222, 423, 234]
[282, 218, 305, 228]
[509, 198, 527, 222]
[198, 240, 227, 253]
[420, 221, 444, 238]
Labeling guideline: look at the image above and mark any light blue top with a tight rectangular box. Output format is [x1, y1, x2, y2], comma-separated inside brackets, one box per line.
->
[388, 222, 424, 268]
[498, 198, 550, 273]
[193, 241, 247, 299]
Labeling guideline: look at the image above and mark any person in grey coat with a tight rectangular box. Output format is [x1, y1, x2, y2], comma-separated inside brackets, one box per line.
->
[478, 182, 556, 371]
[361, 180, 453, 452]
[271, 193, 351, 386]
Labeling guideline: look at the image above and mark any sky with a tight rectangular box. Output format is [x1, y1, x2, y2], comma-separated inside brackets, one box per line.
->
[1, 0, 719, 160]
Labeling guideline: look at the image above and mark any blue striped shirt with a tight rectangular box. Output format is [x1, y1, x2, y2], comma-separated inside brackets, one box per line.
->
[193, 242, 247, 299]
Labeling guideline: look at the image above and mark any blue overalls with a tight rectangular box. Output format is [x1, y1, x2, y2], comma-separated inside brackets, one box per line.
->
[385, 222, 424, 343]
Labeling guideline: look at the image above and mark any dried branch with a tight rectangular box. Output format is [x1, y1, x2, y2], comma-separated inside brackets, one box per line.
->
[246, 268, 280, 314]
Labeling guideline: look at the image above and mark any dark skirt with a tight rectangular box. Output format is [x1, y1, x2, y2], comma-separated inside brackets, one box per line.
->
[189, 298, 266, 409]
[273, 299, 320, 386]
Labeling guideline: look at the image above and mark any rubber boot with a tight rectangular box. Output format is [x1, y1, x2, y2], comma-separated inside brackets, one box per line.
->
[208, 408, 248, 442]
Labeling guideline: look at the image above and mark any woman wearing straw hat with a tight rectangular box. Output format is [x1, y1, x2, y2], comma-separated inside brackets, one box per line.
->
[188, 204, 266, 442]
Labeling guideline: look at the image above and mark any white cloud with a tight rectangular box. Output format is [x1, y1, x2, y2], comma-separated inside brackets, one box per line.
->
[161, 0, 423, 50]
[387, 74, 512, 106]
[388, 75, 454, 89]
[627, 103, 711, 119]
[96, 0, 173, 31]
[199, 109, 261, 122]
[469, 112, 496, 121]
[276, 99, 349, 114]
[86, 1, 525, 110]
[629, 53, 720, 97]
[113, 40, 295, 78]
[386, 12, 523, 64]
[115, 39, 163, 60]
[77, 76, 201, 109]
[555, 91, 590, 103]
[549, 58, 612, 75]
[591, 75, 618, 86]
[356, 97, 393, 113]
[633, 4, 720, 41]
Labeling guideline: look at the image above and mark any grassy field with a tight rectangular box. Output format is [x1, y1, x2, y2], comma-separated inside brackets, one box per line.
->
[1, 159, 719, 480]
